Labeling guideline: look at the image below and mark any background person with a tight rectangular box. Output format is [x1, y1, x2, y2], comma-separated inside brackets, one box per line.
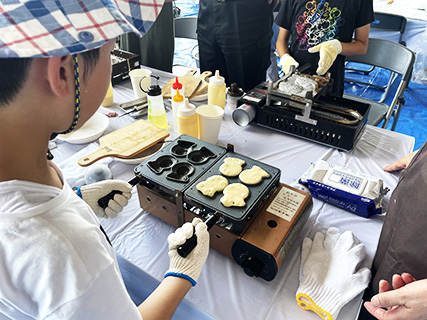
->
[197, 0, 279, 92]
[358, 142, 427, 320]
[275, 0, 374, 96]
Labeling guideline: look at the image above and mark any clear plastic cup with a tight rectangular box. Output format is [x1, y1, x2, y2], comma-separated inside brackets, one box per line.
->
[196, 104, 224, 144]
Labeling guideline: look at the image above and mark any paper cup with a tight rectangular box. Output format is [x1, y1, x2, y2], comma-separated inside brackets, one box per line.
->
[129, 68, 152, 99]
[196, 104, 224, 144]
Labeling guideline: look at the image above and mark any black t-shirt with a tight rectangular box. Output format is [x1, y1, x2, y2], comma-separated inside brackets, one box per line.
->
[275, 0, 374, 96]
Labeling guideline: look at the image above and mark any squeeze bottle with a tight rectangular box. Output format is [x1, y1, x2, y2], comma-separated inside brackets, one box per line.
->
[101, 81, 114, 107]
[177, 98, 198, 138]
[147, 83, 168, 129]
[171, 77, 185, 99]
[172, 89, 184, 131]
[208, 70, 226, 109]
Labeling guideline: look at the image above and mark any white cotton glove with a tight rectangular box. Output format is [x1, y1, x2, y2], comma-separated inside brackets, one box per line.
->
[308, 39, 342, 75]
[165, 218, 210, 286]
[79, 180, 132, 219]
[296, 227, 371, 320]
[280, 53, 300, 75]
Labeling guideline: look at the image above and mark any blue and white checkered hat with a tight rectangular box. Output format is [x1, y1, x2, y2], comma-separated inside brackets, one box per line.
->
[0, 0, 165, 58]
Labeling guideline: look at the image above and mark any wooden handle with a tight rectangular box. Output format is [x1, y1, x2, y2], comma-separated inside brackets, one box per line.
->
[78, 146, 114, 167]
[190, 71, 212, 99]
[198, 71, 212, 81]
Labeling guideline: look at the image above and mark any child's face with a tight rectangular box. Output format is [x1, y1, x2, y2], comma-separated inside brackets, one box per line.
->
[75, 39, 116, 129]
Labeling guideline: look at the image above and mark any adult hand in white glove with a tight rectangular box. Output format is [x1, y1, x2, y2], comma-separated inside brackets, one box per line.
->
[78, 180, 132, 219]
[308, 39, 342, 75]
[165, 218, 210, 286]
[280, 53, 300, 75]
[296, 227, 371, 320]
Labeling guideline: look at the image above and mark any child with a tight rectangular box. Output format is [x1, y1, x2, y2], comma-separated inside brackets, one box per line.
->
[275, 0, 374, 96]
[0, 1, 209, 319]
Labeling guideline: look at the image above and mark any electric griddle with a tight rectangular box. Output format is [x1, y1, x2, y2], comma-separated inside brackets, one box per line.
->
[237, 71, 370, 151]
[134, 135, 312, 281]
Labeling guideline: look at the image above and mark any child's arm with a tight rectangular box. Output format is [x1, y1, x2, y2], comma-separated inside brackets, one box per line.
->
[276, 27, 291, 58]
[137, 277, 192, 319]
[308, 24, 371, 75]
[340, 24, 371, 56]
[138, 218, 210, 320]
[276, 27, 299, 75]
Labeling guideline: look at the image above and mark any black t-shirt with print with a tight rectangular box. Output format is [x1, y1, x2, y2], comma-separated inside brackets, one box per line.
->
[276, 0, 374, 96]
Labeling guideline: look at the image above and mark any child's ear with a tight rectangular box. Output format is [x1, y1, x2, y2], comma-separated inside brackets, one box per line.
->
[46, 55, 74, 98]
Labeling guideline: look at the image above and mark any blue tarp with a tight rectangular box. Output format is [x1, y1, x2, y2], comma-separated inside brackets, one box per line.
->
[345, 64, 427, 150]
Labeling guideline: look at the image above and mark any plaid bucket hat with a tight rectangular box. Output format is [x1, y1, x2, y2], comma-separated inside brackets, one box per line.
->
[0, 0, 164, 58]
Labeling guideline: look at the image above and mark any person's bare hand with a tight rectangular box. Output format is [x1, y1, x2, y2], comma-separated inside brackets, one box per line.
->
[364, 275, 427, 320]
[384, 151, 418, 172]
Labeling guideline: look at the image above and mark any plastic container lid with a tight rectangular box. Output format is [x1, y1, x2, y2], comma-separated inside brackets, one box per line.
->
[227, 83, 244, 97]
[172, 77, 183, 90]
[173, 88, 184, 102]
[209, 70, 225, 86]
[178, 98, 196, 117]
[147, 84, 162, 96]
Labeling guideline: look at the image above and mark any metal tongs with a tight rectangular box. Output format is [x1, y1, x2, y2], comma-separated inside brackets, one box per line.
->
[267, 63, 312, 105]
[275, 63, 312, 87]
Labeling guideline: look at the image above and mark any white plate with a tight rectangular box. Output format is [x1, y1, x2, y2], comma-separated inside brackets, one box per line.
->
[190, 92, 208, 102]
[57, 112, 110, 144]
[113, 141, 167, 164]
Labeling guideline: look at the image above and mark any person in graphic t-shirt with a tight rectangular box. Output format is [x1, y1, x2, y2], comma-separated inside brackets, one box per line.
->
[275, 0, 374, 96]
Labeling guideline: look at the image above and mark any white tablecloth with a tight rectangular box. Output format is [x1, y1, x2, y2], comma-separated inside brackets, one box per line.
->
[52, 68, 415, 320]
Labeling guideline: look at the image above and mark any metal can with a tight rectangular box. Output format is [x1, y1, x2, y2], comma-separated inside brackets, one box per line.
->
[232, 103, 257, 127]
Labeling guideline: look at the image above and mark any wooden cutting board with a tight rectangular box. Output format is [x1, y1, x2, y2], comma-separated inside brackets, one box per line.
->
[78, 119, 169, 167]
[190, 71, 212, 99]
[162, 69, 201, 99]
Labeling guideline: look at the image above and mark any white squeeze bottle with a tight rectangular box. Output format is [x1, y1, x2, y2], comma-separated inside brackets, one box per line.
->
[177, 98, 198, 138]
[208, 70, 226, 109]
[147, 82, 168, 129]
[172, 88, 184, 131]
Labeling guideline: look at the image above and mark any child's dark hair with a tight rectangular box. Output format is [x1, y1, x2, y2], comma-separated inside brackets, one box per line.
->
[0, 49, 100, 106]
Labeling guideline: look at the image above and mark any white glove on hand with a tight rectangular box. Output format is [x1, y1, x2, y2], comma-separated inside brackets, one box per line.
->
[280, 53, 300, 75]
[79, 180, 132, 219]
[165, 218, 210, 286]
[308, 39, 342, 75]
[296, 227, 371, 320]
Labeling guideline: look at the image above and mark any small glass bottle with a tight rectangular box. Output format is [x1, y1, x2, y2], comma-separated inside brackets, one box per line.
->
[147, 81, 168, 129]
[177, 98, 198, 138]
[208, 70, 226, 109]
[172, 88, 184, 132]
[225, 83, 244, 120]
[171, 77, 185, 99]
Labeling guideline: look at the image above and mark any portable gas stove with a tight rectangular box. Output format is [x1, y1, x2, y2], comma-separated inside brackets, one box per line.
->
[236, 69, 371, 150]
[133, 135, 312, 281]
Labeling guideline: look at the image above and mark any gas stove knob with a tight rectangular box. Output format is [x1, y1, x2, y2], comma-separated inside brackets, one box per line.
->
[241, 256, 264, 278]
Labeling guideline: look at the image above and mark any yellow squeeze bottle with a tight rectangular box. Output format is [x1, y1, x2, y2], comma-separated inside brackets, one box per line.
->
[177, 98, 198, 138]
[208, 70, 226, 109]
[101, 81, 114, 107]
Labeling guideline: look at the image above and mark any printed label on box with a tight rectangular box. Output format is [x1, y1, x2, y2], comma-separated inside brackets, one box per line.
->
[267, 187, 305, 222]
